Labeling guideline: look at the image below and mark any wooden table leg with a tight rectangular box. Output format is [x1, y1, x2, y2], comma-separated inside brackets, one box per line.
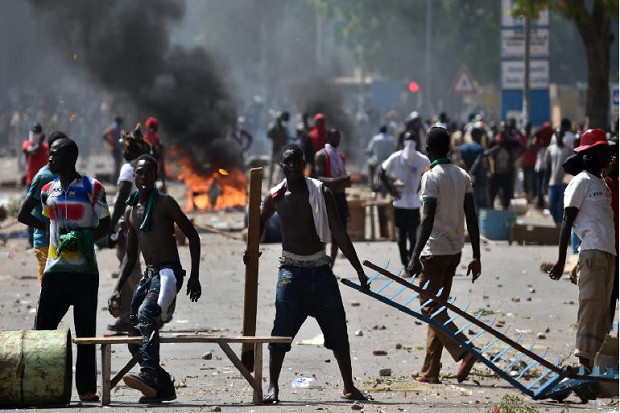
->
[252, 343, 263, 404]
[100, 343, 111, 406]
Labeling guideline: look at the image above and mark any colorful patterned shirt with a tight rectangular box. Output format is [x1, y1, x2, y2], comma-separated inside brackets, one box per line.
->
[41, 175, 109, 274]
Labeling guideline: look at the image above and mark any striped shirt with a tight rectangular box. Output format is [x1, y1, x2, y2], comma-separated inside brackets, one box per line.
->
[41, 175, 109, 274]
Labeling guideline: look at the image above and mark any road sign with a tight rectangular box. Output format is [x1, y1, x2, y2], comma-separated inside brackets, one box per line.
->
[451, 66, 477, 94]
[501, 27, 549, 58]
[501, 60, 549, 90]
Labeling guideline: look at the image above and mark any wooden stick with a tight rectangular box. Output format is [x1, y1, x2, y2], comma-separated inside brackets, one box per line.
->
[100, 343, 111, 406]
[217, 340, 260, 392]
[193, 223, 244, 241]
[252, 342, 263, 404]
[241, 168, 263, 371]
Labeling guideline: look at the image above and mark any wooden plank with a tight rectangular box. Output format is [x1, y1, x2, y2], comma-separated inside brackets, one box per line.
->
[100, 344, 111, 406]
[74, 335, 292, 345]
[252, 343, 263, 404]
[241, 167, 263, 371]
[217, 341, 260, 392]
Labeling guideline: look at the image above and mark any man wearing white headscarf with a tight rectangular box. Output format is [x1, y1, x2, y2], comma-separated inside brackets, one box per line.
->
[380, 132, 430, 267]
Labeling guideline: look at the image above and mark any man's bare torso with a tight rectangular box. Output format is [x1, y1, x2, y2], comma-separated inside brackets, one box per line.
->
[274, 185, 324, 255]
[128, 193, 180, 266]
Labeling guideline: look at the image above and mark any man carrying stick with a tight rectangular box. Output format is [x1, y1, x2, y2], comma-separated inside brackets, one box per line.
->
[108, 154, 202, 403]
[251, 144, 370, 403]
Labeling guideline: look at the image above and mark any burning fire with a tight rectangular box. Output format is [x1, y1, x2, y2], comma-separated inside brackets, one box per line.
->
[166, 147, 248, 211]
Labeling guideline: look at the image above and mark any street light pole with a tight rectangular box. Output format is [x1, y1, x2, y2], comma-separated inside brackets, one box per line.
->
[522, 15, 531, 127]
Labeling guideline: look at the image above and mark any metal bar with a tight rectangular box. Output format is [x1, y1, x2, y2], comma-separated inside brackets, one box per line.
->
[389, 274, 416, 300]
[430, 296, 456, 319]
[402, 280, 429, 306]
[466, 316, 496, 344]
[374, 278, 394, 294]
[339, 278, 535, 396]
[527, 358, 561, 390]
[503, 343, 535, 372]
[478, 327, 509, 354]
[444, 303, 470, 325]
[516, 351, 547, 380]
[367, 260, 390, 285]
[455, 311, 483, 335]
[363, 260, 562, 374]
[491, 335, 521, 363]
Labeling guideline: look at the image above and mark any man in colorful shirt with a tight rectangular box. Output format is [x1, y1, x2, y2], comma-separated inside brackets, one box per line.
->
[35, 136, 111, 402]
[407, 127, 482, 384]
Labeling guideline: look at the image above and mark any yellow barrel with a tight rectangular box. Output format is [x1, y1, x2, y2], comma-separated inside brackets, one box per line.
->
[0, 329, 72, 407]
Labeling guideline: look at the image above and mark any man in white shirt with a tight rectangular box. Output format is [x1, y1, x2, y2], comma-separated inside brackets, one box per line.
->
[366, 126, 396, 191]
[406, 127, 481, 384]
[380, 135, 430, 267]
[544, 129, 574, 226]
[548, 129, 615, 372]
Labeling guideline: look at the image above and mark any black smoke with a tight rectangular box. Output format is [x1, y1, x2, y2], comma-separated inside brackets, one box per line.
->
[29, 0, 237, 170]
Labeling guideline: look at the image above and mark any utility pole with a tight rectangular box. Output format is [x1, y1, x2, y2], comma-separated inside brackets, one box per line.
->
[425, 0, 433, 116]
[522, 15, 530, 127]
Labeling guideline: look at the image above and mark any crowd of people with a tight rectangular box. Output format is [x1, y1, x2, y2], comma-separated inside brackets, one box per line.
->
[10, 102, 619, 405]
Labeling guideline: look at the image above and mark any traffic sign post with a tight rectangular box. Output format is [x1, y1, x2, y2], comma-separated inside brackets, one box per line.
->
[451, 66, 477, 95]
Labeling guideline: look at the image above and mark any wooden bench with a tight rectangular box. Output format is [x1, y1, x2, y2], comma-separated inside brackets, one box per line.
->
[73, 335, 292, 406]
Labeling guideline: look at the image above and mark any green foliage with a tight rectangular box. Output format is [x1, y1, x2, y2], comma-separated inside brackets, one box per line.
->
[489, 394, 539, 413]
[313, 0, 500, 84]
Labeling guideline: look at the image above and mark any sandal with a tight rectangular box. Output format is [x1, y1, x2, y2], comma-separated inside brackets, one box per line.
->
[342, 388, 373, 401]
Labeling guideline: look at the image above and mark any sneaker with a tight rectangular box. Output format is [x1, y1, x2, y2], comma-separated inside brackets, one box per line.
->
[138, 371, 177, 404]
[107, 319, 132, 333]
[78, 392, 100, 402]
[123, 371, 157, 398]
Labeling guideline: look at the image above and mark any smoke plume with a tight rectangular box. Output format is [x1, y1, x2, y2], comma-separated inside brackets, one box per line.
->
[29, 0, 237, 170]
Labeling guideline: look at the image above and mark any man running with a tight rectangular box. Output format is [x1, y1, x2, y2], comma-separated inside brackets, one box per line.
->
[109, 154, 202, 403]
[254, 144, 369, 403]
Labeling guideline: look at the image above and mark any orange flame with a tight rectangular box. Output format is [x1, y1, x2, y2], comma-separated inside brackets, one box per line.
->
[166, 148, 247, 211]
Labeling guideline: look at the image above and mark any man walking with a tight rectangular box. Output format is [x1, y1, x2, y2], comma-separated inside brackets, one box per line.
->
[380, 133, 430, 268]
[366, 126, 395, 191]
[407, 127, 481, 384]
[315, 129, 351, 266]
[36, 136, 111, 402]
[267, 112, 290, 186]
[255, 144, 369, 403]
[17, 131, 62, 284]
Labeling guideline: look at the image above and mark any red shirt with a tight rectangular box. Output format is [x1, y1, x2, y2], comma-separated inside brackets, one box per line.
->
[22, 141, 48, 185]
[605, 175, 618, 253]
[308, 126, 326, 152]
[518, 134, 536, 167]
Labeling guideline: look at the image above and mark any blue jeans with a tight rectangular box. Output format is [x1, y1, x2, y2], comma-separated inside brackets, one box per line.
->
[269, 264, 349, 353]
[129, 263, 184, 372]
[548, 184, 566, 226]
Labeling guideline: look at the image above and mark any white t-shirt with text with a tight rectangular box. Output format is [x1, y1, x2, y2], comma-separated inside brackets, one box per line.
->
[564, 171, 615, 255]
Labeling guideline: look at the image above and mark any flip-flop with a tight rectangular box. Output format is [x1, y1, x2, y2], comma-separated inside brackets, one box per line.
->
[262, 392, 280, 404]
[342, 388, 373, 401]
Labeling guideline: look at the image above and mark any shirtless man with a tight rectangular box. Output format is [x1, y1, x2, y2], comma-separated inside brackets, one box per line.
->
[108, 154, 201, 403]
[254, 144, 370, 403]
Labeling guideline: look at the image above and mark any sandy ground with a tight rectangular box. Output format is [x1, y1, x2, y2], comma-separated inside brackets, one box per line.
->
[0, 183, 617, 412]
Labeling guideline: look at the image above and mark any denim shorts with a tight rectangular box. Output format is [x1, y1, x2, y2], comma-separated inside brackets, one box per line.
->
[269, 264, 349, 353]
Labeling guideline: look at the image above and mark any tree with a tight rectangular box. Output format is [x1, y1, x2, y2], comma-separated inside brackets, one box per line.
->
[514, 0, 619, 128]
